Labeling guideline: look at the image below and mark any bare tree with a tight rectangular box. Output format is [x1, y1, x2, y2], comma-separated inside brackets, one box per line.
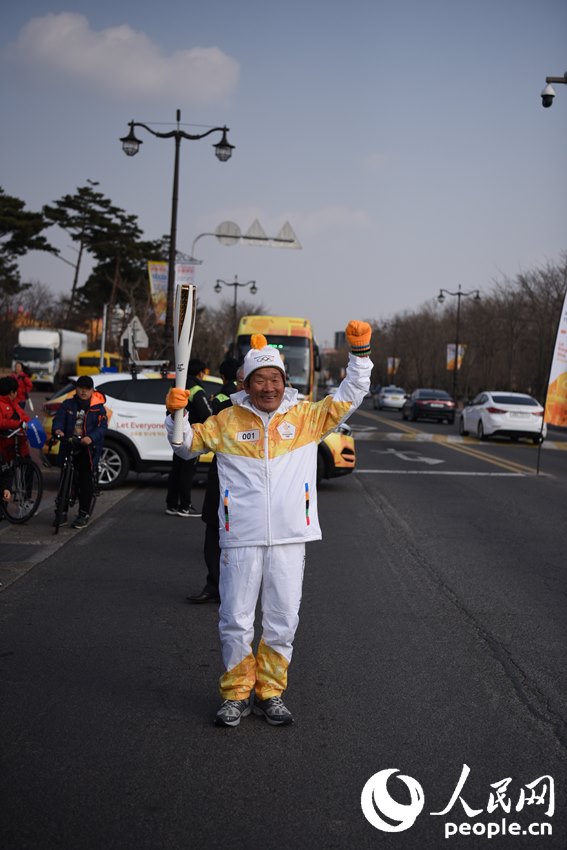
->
[191, 298, 267, 374]
[370, 254, 567, 401]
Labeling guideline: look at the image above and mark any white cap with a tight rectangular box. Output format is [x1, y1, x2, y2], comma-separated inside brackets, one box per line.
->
[242, 334, 286, 381]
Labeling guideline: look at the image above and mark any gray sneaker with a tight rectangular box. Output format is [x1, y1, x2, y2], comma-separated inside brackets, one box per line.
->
[72, 513, 89, 529]
[214, 698, 251, 727]
[177, 505, 201, 517]
[253, 695, 293, 726]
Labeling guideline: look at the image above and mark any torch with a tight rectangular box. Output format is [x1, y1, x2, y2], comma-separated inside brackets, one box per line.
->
[172, 283, 196, 445]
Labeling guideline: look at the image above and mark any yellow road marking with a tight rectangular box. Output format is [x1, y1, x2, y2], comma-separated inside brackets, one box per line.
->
[436, 440, 538, 474]
[357, 409, 419, 435]
[354, 409, 543, 475]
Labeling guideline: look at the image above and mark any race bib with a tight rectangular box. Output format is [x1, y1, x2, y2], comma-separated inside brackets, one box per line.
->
[277, 421, 296, 440]
[236, 429, 260, 443]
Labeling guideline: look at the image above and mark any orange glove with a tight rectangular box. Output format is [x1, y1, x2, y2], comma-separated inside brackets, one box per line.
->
[166, 387, 190, 412]
[345, 320, 372, 356]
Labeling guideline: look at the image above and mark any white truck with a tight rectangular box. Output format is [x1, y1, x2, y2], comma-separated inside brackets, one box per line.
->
[12, 328, 88, 387]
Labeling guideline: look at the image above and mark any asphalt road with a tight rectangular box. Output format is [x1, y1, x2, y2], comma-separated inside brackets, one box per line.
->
[1, 400, 566, 850]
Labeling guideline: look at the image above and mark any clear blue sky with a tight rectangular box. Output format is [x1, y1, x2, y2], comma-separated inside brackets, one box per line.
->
[1, 0, 566, 348]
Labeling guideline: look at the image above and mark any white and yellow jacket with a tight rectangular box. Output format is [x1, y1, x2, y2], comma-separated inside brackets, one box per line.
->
[165, 353, 371, 548]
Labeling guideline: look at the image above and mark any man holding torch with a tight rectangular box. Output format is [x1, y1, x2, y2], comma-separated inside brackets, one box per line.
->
[165, 321, 372, 727]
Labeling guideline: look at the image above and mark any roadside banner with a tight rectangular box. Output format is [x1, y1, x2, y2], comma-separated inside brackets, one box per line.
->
[148, 262, 195, 324]
[544, 288, 567, 427]
[446, 343, 466, 372]
[387, 357, 400, 377]
[148, 262, 168, 324]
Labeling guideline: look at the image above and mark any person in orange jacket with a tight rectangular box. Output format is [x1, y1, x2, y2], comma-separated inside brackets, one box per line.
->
[52, 376, 108, 529]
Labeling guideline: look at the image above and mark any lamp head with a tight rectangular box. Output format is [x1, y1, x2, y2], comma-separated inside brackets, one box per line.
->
[250, 282, 257, 294]
[437, 291, 445, 304]
[214, 281, 222, 294]
[120, 123, 142, 156]
[214, 127, 235, 162]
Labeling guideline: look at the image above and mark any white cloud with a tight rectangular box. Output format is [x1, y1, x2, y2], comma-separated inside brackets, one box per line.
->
[7, 13, 239, 103]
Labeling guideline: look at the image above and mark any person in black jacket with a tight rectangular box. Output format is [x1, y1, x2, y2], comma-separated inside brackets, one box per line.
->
[52, 375, 108, 529]
[165, 359, 211, 517]
[186, 358, 242, 603]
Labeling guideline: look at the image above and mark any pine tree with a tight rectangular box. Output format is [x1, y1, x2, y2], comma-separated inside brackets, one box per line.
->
[0, 187, 56, 295]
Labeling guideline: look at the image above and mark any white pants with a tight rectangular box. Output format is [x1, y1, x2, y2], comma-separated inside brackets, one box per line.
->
[219, 543, 306, 674]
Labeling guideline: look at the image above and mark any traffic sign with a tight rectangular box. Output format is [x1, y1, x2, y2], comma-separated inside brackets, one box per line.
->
[121, 315, 149, 349]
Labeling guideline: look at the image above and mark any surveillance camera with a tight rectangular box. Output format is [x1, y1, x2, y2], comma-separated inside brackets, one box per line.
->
[541, 84, 556, 108]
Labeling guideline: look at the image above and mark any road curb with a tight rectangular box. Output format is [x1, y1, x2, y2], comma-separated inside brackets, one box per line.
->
[0, 479, 134, 592]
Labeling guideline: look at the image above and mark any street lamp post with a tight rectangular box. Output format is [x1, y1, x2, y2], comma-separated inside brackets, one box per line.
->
[120, 109, 234, 360]
[437, 285, 481, 399]
[214, 275, 257, 350]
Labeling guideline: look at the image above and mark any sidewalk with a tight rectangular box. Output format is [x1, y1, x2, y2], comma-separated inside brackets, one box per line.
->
[0, 465, 133, 592]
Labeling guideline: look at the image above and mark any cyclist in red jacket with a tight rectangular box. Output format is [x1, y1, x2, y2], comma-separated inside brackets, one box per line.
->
[0, 376, 30, 463]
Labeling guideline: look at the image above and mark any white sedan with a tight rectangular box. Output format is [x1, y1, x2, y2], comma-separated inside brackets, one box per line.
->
[373, 386, 407, 410]
[459, 391, 547, 444]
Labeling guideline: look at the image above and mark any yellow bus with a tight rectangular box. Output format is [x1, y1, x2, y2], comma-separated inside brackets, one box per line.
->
[76, 350, 121, 376]
[235, 315, 320, 400]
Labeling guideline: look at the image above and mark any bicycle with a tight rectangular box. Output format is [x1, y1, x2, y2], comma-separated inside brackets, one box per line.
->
[52, 435, 97, 534]
[0, 426, 44, 524]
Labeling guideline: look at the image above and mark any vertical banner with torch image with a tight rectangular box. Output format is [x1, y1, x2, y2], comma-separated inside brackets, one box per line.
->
[387, 357, 400, 378]
[172, 283, 197, 445]
[148, 262, 195, 324]
[446, 344, 466, 372]
[544, 288, 567, 428]
[148, 261, 168, 324]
